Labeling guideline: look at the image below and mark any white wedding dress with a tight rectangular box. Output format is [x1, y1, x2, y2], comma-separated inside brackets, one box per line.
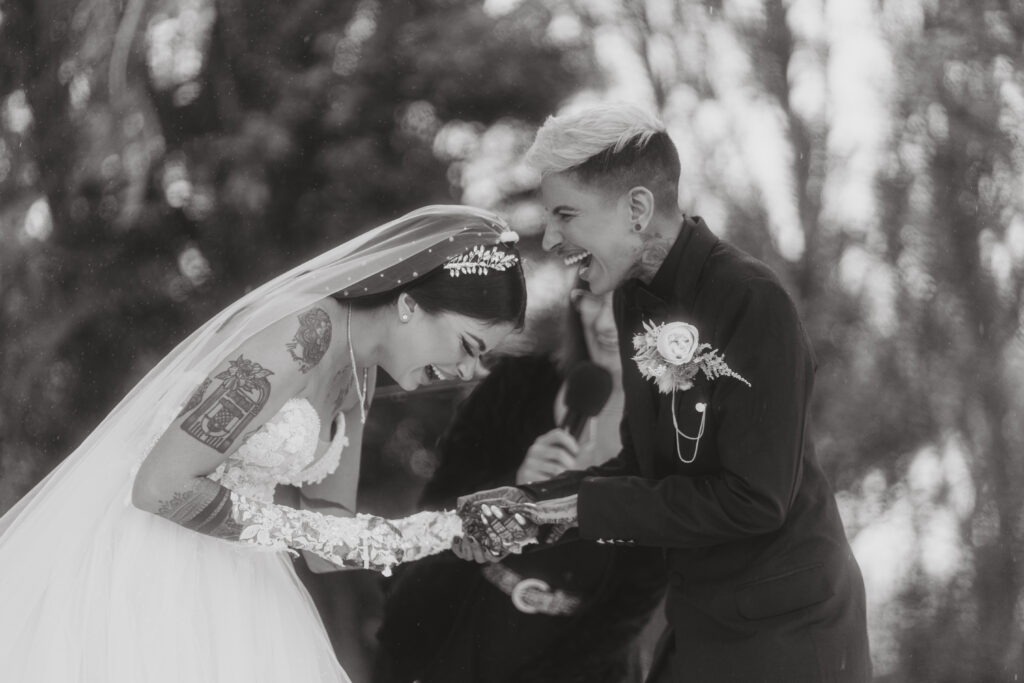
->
[0, 205, 508, 683]
[2, 397, 356, 683]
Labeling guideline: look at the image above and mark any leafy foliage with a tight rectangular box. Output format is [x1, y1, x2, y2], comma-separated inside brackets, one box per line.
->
[0, 0, 594, 507]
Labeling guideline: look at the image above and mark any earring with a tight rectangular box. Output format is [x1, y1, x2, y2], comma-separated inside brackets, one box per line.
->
[400, 314, 409, 322]
[633, 223, 643, 232]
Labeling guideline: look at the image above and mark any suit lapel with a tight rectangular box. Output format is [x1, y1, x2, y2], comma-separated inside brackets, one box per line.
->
[617, 284, 667, 477]
[617, 216, 721, 476]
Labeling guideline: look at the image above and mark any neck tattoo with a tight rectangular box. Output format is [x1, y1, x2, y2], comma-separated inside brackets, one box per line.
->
[347, 305, 370, 424]
[631, 236, 673, 283]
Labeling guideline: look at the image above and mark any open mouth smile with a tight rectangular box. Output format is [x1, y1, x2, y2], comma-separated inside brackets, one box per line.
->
[563, 251, 591, 267]
[425, 364, 450, 382]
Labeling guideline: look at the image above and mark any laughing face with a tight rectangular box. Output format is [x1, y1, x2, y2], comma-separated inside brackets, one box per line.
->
[382, 306, 514, 391]
[539, 172, 644, 296]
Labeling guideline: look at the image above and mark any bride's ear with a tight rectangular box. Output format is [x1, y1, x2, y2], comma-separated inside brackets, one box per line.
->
[397, 292, 417, 323]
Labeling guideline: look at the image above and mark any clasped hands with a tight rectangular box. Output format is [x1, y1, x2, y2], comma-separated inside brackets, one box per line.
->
[453, 486, 579, 562]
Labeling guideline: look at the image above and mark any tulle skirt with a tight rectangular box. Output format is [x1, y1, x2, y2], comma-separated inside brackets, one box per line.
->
[0, 477, 349, 683]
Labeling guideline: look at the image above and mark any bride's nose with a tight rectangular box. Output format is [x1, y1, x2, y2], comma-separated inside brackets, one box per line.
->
[456, 358, 477, 381]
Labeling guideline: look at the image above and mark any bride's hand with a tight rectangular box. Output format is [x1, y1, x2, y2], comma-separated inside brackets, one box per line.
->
[456, 486, 537, 553]
[451, 535, 507, 563]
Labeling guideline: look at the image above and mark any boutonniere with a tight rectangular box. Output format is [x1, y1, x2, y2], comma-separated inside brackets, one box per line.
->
[632, 320, 750, 463]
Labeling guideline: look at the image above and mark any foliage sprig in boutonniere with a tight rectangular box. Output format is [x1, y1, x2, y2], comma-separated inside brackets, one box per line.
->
[632, 321, 750, 393]
[632, 320, 750, 463]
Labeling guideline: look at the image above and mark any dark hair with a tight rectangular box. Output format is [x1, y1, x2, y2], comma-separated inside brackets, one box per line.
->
[343, 244, 526, 329]
[570, 131, 681, 215]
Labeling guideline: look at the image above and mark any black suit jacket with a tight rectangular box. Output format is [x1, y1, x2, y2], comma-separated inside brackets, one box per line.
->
[526, 217, 871, 682]
[377, 357, 664, 683]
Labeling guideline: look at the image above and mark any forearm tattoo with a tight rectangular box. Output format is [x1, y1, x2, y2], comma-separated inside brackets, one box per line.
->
[286, 308, 332, 373]
[180, 355, 274, 453]
[156, 478, 243, 540]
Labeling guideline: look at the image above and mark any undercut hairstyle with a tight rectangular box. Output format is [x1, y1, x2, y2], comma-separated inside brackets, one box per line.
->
[526, 103, 681, 214]
[344, 244, 527, 330]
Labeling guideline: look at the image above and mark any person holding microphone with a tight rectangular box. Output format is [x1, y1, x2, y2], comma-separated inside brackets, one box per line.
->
[374, 285, 665, 683]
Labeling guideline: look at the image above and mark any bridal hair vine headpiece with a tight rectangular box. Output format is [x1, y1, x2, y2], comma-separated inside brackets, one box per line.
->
[443, 229, 520, 278]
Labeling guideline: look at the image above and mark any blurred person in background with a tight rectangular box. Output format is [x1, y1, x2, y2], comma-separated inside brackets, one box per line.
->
[374, 283, 665, 683]
[459, 103, 872, 683]
[0, 206, 525, 683]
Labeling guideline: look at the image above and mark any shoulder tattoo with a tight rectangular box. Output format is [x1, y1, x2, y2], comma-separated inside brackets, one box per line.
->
[286, 308, 332, 373]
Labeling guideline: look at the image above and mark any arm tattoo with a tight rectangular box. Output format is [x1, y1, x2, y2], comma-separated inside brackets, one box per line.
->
[286, 308, 332, 373]
[180, 355, 273, 453]
[156, 478, 243, 540]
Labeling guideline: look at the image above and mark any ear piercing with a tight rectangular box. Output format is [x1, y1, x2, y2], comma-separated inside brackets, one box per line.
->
[401, 314, 409, 322]
[633, 223, 643, 232]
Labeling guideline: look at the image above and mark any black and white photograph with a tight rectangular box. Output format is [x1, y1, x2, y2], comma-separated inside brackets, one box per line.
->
[1, 1, 1021, 681]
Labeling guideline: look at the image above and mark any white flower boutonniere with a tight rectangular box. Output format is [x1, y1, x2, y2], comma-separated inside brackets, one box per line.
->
[632, 319, 750, 463]
[632, 320, 750, 394]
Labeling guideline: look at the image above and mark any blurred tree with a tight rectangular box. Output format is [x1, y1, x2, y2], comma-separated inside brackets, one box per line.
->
[874, 1, 1024, 680]
[0, 0, 595, 510]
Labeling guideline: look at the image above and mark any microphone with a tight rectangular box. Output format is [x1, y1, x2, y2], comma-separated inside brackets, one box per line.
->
[561, 361, 614, 440]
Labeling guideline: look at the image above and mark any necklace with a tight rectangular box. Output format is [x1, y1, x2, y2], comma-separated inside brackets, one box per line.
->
[347, 305, 370, 424]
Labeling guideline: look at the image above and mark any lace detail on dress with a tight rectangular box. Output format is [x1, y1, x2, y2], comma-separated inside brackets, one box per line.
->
[299, 413, 348, 486]
[208, 397, 464, 574]
[231, 493, 462, 576]
[210, 398, 344, 501]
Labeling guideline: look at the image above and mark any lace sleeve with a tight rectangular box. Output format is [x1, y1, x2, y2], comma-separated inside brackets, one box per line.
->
[231, 493, 462, 575]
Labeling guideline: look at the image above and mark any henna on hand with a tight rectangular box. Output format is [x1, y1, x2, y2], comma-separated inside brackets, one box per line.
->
[456, 486, 538, 554]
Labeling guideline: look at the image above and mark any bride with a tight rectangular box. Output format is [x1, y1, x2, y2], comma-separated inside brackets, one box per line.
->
[0, 205, 526, 682]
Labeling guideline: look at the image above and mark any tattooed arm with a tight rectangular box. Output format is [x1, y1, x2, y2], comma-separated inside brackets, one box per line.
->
[131, 301, 385, 557]
[132, 299, 460, 573]
[132, 299, 328, 509]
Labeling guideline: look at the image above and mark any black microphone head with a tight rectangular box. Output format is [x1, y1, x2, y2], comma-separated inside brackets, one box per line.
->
[565, 361, 613, 419]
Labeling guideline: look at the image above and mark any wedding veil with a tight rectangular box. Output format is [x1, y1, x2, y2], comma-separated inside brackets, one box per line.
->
[0, 204, 513, 556]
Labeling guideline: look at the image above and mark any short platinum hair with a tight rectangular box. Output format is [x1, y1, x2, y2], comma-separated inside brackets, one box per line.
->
[525, 103, 667, 177]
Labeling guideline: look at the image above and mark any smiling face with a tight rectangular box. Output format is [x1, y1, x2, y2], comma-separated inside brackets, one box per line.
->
[382, 305, 515, 391]
[539, 172, 644, 296]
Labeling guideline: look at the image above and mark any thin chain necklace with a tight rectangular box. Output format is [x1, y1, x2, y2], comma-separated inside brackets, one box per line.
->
[347, 305, 370, 424]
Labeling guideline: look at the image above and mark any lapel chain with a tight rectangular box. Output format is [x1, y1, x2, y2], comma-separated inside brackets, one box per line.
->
[671, 391, 706, 464]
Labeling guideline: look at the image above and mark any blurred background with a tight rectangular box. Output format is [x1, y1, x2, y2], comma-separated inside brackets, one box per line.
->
[1, 0, 1022, 681]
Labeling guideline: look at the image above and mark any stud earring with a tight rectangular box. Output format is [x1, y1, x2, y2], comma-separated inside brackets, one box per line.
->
[401, 314, 409, 322]
[633, 223, 643, 232]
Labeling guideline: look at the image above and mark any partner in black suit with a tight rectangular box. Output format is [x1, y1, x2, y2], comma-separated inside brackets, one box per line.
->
[458, 103, 871, 682]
